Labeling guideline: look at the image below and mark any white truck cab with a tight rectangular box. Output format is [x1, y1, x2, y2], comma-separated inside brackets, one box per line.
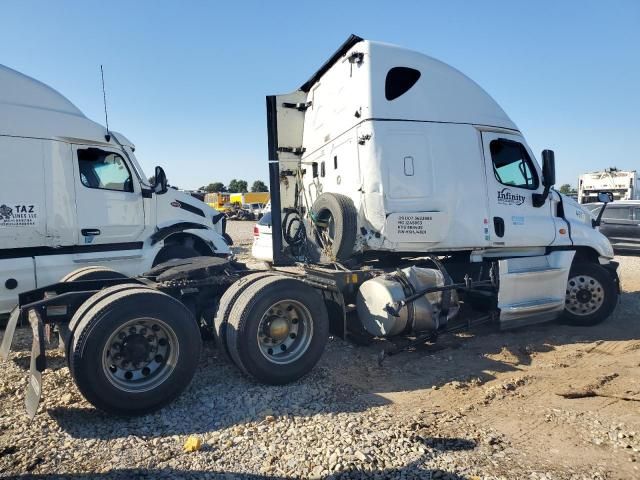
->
[267, 35, 619, 328]
[0, 65, 230, 314]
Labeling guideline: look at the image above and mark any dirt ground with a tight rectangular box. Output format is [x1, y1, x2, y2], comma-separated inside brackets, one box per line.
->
[228, 220, 640, 478]
[0, 221, 637, 479]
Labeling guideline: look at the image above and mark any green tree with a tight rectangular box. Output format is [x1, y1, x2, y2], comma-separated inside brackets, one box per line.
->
[559, 184, 573, 195]
[251, 180, 268, 192]
[228, 179, 248, 193]
[203, 182, 226, 193]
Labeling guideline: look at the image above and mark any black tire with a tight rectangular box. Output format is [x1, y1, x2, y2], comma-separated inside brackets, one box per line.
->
[153, 244, 201, 267]
[65, 283, 149, 363]
[59, 268, 133, 360]
[310, 193, 358, 262]
[69, 288, 201, 415]
[225, 276, 329, 385]
[60, 266, 128, 283]
[560, 262, 618, 326]
[213, 272, 275, 363]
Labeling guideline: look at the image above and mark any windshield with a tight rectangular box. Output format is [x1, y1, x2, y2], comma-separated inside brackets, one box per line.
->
[123, 147, 149, 186]
[258, 211, 272, 226]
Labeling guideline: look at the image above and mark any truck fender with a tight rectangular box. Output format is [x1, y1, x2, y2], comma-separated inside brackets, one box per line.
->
[180, 228, 231, 256]
[152, 223, 232, 256]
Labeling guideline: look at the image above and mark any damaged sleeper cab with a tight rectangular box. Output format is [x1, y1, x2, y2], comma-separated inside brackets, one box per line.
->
[267, 34, 619, 329]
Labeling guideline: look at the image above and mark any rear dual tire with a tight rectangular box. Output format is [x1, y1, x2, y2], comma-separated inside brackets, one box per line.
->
[221, 275, 329, 385]
[69, 288, 201, 416]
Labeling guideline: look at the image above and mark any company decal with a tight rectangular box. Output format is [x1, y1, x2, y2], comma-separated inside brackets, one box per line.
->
[575, 209, 586, 221]
[497, 188, 526, 206]
[0, 204, 38, 227]
[511, 216, 525, 225]
[171, 201, 181, 208]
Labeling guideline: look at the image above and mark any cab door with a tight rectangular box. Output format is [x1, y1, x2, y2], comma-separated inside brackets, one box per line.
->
[72, 145, 145, 245]
[481, 132, 556, 247]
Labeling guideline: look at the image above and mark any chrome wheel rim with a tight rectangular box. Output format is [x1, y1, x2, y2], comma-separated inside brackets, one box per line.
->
[256, 299, 313, 364]
[565, 274, 605, 316]
[101, 318, 179, 392]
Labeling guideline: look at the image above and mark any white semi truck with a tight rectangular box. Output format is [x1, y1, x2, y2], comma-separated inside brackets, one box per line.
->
[0, 65, 231, 315]
[1, 36, 620, 419]
[578, 168, 639, 204]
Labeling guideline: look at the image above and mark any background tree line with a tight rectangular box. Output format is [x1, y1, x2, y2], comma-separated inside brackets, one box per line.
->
[199, 179, 268, 193]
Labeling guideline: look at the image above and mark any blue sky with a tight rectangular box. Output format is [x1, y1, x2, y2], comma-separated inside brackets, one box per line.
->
[2, 0, 638, 189]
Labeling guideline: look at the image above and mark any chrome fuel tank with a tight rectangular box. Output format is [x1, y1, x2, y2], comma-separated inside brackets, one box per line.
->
[356, 266, 459, 337]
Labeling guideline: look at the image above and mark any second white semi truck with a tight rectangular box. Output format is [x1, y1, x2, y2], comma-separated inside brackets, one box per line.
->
[578, 168, 639, 204]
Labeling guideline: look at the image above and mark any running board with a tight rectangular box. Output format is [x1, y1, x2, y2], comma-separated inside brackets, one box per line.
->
[499, 298, 565, 329]
[498, 251, 575, 329]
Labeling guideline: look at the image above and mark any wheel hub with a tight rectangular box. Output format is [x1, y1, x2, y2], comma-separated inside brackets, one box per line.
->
[257, 300, 313, 365]
[121, 334, 151, 365]
[576, 289, 592, 304]
[266, 316, 290, 342]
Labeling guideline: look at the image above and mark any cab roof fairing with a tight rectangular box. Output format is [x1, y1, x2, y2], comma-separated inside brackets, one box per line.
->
[0, 64, 128, 146]
[293, 34, 518, 131]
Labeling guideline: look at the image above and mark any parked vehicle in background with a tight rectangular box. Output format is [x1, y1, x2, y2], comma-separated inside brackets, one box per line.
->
[585, 200, 640, 253]
[0, 64, 231, 314]
[229, 192, 270, 208]
[205, 192, 231, 211]
[251, 210, 273, 262]
[578, 169, 639, 204]
[243, 203, 265, 218]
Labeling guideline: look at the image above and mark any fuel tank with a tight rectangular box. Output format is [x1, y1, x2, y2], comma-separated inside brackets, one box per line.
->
[356, 266, 459, 337]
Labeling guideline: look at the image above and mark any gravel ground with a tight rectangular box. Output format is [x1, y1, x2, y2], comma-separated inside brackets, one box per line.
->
[1, 221, 639, 479]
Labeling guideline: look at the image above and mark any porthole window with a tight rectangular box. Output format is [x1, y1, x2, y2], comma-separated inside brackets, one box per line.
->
[385, 67, 421, 101]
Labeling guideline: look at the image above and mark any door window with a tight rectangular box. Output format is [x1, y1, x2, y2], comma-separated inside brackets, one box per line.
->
[603, 207, 631, 221]
[489, 139, 539, 190]
[77, 148, 133, 192]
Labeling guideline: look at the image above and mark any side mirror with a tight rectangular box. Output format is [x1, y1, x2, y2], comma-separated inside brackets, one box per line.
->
[541, 150, 556, 188]
[592, 191, 614, 228]
[154, 166, 168, 194]
[533, 149, 556, 208]
[597, 191, 613, 204]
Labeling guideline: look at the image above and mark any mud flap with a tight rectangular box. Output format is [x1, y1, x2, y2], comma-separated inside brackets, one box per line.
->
[0, 307, 20, 361]
[25, 309, 46, 420]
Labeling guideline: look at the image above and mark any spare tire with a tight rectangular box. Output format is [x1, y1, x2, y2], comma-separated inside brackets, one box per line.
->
[310, 193, 358, 262]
